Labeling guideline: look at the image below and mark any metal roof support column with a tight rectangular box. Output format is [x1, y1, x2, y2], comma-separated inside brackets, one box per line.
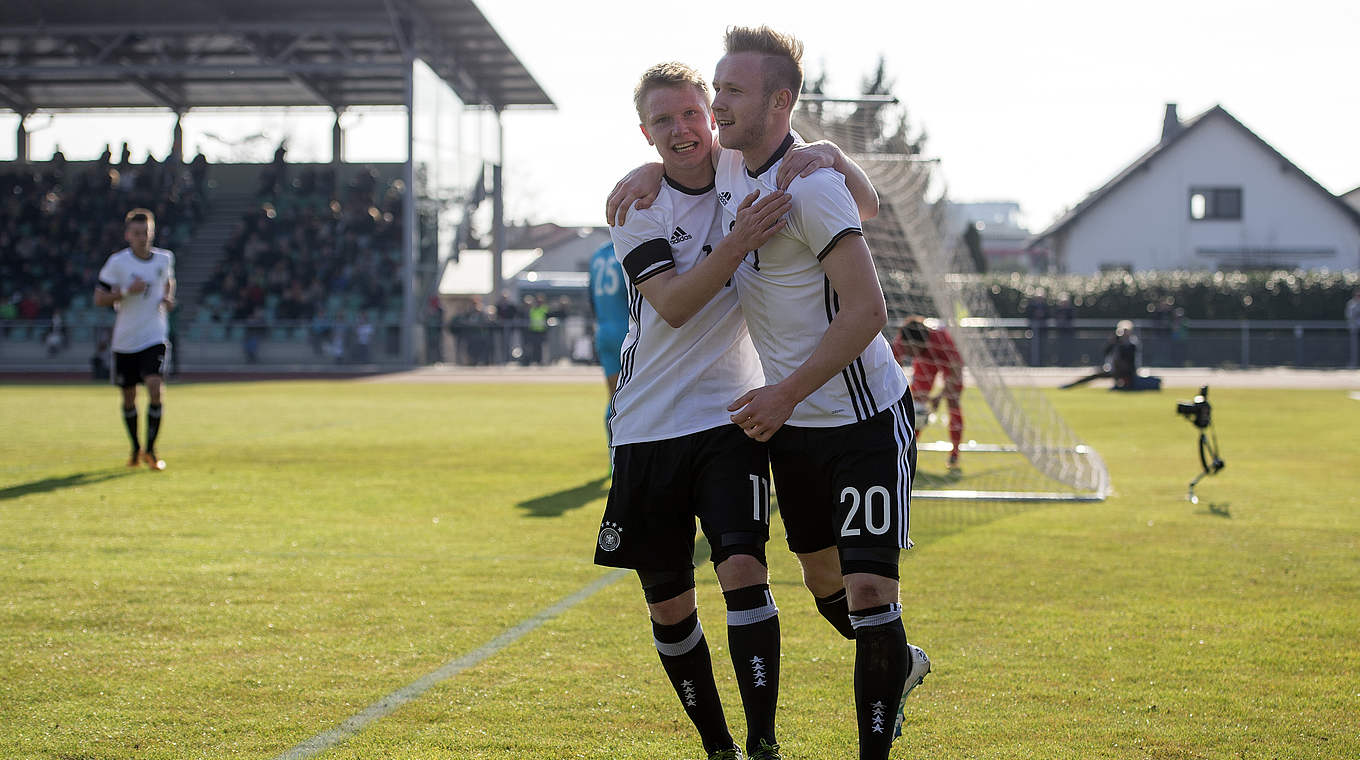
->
[331, 109, 345, 167]
[400, 60, 417, 366]
[491, 110, 505, 297]
[171, 111, 184, 163]
[15, 112, 30, 164]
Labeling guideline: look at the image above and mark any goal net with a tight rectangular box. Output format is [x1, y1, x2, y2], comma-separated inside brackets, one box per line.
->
[794, 100, 1110, 509]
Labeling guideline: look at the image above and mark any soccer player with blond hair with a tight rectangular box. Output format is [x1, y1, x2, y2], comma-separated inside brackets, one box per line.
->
[597, 59, 880, 760]
[94, 208, 176, 470]
[708, 26, 929, 758]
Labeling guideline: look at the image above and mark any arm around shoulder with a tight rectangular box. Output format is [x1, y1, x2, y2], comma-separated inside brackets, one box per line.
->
[636, 190, 791, 327]
[777, 141, 878, 221]
[834, 150, 878, 221]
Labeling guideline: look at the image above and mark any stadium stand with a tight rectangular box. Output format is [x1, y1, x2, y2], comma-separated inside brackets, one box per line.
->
[1, 0, 554, 370]
[0, 155, 205, 344]
[196, 165, 405, 340]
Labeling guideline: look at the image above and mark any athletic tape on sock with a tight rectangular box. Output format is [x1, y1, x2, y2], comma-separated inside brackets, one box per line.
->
[653, 618, 705, 657]
[849, 602, 902, 630]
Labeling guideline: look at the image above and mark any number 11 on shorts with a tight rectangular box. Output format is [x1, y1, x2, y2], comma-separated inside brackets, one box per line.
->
[749, 473, 770, 524]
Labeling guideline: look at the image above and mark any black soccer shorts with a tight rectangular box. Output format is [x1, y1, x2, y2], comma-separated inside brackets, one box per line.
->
[769, 391, 916, 575]
[594, 423, 771, 571]
[113, 343, 169, 388]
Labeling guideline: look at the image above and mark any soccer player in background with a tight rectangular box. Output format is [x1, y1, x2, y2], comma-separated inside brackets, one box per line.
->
[1060, 319, 1140, 390]
[892, 316, 966, 470]
[93, 208, 176, 470]
[587, 241, 629, 403]
[709, 27, 928, 759]
[595, 61, 878, 760]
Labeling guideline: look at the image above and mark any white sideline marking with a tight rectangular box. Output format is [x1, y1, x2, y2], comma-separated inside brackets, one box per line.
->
[272, 568, 630, 760]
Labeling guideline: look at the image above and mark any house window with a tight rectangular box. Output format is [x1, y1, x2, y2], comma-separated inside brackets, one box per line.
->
[1189, 187, 1242, 220]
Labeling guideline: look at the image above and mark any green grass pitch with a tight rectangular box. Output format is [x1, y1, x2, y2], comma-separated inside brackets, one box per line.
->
[1, 379, 1356, 759]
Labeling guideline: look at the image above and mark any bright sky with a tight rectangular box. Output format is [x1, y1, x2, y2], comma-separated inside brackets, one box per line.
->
[5, 0, 1357, 232]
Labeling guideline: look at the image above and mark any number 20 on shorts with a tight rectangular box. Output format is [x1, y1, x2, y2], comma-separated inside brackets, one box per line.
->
[840, 485, 892, 536]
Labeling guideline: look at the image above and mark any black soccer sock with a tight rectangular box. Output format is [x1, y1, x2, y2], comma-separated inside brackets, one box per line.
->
[850, 604, 908, 760]
[122, 406, 140, 452]
[146, 404, 163, 453]
[815, 588, 857, 640]
[723, 583, 780, 753]
[652, 611, 735, 755]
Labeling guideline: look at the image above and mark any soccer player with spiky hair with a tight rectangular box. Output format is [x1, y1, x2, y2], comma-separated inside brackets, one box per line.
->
[709, 26, 929, 759]
[595, 61, 878, 760]
[94, 208, 176, 471]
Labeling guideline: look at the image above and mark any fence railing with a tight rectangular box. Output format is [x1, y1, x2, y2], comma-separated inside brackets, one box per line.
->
[975, 318, 1357, 369]
[2, 317, 1356, 371]
[0, 316, 596, 370]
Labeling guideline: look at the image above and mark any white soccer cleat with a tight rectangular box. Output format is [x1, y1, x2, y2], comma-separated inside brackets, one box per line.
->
[892, 644, 931, 741]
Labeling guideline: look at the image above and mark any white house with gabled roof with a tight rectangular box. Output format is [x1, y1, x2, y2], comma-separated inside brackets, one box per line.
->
[1344, 185, 1360, 214]
[1028, 104, 1360, 274]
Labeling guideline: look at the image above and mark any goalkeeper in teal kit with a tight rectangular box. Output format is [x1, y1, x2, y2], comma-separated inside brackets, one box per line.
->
[589, 241, 631, 418]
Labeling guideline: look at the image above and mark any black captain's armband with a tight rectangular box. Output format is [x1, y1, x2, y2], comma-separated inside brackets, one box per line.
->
[623, 239, 675, 285]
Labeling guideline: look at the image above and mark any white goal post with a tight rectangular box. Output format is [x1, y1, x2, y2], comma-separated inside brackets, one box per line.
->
[794, 102, 1111, 502]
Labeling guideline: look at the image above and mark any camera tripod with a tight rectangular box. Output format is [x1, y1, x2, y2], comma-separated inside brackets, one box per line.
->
[1187, 425, 1225, 504]
[1178, 386, 1225, 504]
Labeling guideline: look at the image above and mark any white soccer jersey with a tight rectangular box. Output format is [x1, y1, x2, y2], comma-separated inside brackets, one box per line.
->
[608, 176, 765, 446]
[716, 135, 907, 427]
[97, 247, 175, 353]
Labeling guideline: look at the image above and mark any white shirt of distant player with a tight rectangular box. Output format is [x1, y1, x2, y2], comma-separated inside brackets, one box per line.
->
[607, 176, 765, 446]
[98, 247, 175, 353]
[716, 136, 906, 427]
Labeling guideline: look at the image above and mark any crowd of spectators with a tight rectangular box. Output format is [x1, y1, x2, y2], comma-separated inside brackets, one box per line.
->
[0, 144, 206, 335]
[446, 291, 581, 366]
[198, 154, 404, 333]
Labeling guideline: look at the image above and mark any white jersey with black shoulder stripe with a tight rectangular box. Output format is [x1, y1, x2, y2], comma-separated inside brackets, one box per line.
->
[97, 246, 175, 353]
[607, 176, 764, 446]
[716, 135, 907, 428]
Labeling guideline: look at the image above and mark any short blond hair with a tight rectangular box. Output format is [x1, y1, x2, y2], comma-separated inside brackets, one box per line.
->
[723, 25, 804, 106]
[633, 62, 710, 122]
[124, 207, 156, 228]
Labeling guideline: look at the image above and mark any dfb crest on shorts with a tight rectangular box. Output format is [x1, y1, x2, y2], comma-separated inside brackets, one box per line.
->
[597, 521, 622, 552]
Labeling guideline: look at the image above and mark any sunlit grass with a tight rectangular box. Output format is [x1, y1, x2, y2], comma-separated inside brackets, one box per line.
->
[0, 380, 1355, 759]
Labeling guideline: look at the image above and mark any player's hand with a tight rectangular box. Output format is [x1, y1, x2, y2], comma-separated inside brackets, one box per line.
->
[729, 383, 798, 442]
[726, 190, 791, 253]
[605, 162, 665, 226]
[127, 277, 148, 295]
[161, 295, 176, 310]
[776, 140, 839, 190]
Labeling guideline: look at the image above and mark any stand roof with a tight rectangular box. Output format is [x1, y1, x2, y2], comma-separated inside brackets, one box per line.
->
[0, 0, 554, 112]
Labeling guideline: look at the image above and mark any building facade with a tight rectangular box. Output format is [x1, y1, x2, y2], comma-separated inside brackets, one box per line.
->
[1030, 105, 1360, 274]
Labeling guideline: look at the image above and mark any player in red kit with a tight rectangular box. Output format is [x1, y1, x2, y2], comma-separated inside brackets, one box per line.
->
[892, 316, 965, 469]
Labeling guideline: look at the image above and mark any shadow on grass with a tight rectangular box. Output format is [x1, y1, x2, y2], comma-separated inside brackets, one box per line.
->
[910, 463, 1061, 545]
[517, 475, 610, 518]
[0, 468, 138, 501]
[1204, 502, 1232, 518]
[533, 463, 1061, 546]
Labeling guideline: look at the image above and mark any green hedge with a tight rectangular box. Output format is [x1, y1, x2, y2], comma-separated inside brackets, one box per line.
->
[984, 270, 1360, 320]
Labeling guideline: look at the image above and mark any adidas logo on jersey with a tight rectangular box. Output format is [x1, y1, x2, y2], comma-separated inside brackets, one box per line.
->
[670, 226, 692, 244]
[717, 191, 732, 206]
